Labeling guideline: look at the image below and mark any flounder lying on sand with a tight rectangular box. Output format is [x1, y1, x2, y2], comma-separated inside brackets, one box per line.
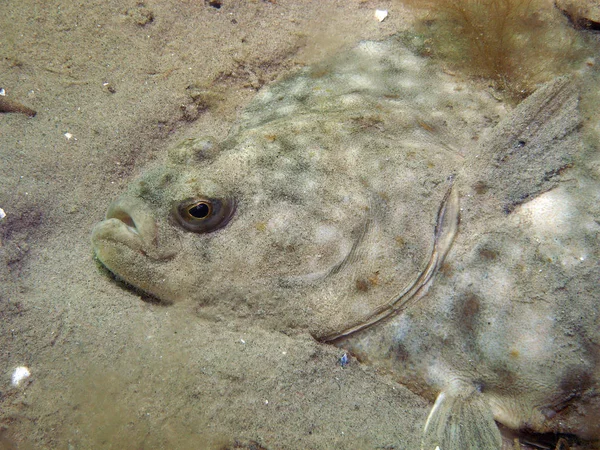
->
[92, 36, 600, 448]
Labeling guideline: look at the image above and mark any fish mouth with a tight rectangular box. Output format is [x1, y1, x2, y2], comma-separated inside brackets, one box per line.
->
[91, 217, 146, 256]
[105, 205, 144, 242]
[91, 200, 182, 303]
[91, 199, 178, 262]
[91, 215, 179, 304]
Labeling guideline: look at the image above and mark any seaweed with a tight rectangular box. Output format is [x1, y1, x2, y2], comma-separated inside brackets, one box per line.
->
[400, 0, 589, 99]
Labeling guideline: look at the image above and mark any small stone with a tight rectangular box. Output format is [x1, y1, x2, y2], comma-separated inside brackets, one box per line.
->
[125, 3, 155, 26]
[206, 0, 222, 9]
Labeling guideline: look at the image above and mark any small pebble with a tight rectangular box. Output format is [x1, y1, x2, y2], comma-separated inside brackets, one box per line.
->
[339, 353, 349, 367]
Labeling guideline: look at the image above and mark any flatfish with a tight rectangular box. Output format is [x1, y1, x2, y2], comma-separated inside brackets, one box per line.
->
[91, 36, 599, 448]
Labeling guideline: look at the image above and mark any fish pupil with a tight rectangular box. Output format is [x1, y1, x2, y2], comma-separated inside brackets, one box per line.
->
[188, 202, 210, 219]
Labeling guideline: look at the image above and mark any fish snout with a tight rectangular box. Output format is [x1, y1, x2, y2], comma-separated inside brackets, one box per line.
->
[106, 198, 158, 246]
[92, 197, 178, 261]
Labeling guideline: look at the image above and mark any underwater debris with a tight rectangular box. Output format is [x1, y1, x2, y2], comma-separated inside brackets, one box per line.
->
[125, 3, 154, 26]
[339, 353, 349, 367]
[0, 94, 36, 117]
[206, 0, 222, 9]
[224, 439, 268, 450]
[375, 10, 389, 22]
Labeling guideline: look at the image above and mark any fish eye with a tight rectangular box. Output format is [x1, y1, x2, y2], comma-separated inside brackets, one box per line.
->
[173, 197, 236, 233]
[188, 201, 211, 219]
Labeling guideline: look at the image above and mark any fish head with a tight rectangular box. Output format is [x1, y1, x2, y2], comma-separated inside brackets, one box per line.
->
[92, 138, 238, 304]
[91, 38, 500, 338]
[91, 131, 389, 337]
[91, 119, 456, 338]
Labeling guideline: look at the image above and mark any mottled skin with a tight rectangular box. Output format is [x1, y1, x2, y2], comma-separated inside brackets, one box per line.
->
[332, 76, 600, 448]
[92, 36, 600, 448]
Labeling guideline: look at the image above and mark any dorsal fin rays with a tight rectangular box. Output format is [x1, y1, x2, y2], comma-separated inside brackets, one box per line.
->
[421, 387, 502, 450]
[322, 182, 459, 343]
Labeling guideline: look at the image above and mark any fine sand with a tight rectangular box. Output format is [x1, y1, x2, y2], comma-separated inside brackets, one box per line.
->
[0, 1, 434, 448]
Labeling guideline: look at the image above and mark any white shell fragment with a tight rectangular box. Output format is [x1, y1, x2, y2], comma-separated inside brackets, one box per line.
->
[374, 9, 388, 22]
[64, 132, 73, 140]
[0, 207, 5, 220]
[11, 366, 31, 386]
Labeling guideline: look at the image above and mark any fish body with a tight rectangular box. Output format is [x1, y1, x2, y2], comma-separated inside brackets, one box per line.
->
[91, 36, 600, 448]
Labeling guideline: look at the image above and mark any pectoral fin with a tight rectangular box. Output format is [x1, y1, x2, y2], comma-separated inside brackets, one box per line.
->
[422, 388, 502, 450]
[322, 183, 459, 343]
[467, 76, 581, 213]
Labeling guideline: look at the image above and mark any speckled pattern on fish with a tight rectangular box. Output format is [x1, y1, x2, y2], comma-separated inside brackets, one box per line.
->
[92, 36, 600, 449]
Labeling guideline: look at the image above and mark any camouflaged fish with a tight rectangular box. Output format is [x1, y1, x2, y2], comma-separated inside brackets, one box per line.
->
[92, 36, 600, 449]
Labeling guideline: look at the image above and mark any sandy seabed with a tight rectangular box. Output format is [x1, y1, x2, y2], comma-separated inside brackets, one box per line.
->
[0, 1, 434, 448]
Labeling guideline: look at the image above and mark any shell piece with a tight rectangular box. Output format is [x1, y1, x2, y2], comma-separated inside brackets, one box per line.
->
[11, 366, 31, 386]
[374, 9, 388, 22]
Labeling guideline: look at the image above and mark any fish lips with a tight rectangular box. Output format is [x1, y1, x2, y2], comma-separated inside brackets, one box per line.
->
[91, 199, 180, 275]
[91, 216, 185, 303]
[91, 217, 146, 257]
